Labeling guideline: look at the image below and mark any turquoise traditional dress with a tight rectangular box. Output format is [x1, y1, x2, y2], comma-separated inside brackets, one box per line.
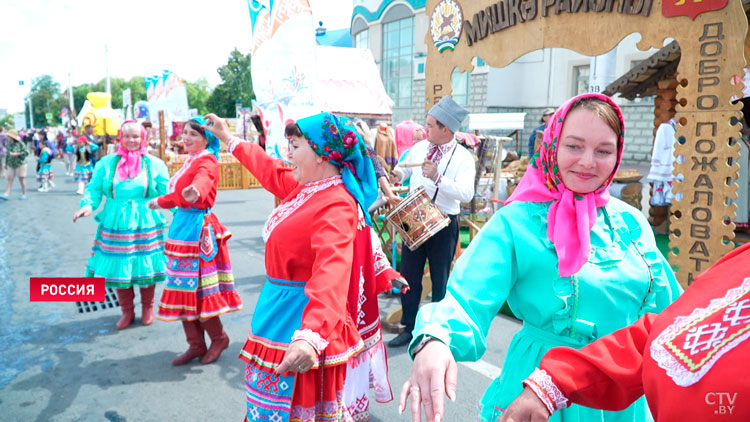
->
[410, 198, 683, 422]
[37, 147, 54, 182]
[82, 154, 170, 288]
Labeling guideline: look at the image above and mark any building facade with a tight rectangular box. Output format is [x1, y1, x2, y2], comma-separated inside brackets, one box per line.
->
[351, 0, 664, 163]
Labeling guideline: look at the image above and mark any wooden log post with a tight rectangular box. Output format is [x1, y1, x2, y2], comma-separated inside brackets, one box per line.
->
[159, 111, 166, 160]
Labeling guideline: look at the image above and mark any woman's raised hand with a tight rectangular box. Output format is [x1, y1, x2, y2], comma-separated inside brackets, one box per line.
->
[497, 387, 551, 422]
[201, 113, 232, 143]
[398, 339, 458, 422]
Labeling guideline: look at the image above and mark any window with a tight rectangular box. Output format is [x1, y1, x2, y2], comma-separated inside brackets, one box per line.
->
[382, 17, 414, 107]
[451, 69, 470, 106]
[572, 65, 590, 97]
[354, 29, 369, 50]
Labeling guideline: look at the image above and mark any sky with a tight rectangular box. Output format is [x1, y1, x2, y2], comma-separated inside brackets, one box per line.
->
[0, 0, 353, 113]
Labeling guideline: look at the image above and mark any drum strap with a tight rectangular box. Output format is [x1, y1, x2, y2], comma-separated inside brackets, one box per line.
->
[431, 144, 457, 203]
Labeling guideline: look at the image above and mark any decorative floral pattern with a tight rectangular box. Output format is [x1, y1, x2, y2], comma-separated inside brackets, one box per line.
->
[651, 278, 750, 387]
[262, 176, 343, 242]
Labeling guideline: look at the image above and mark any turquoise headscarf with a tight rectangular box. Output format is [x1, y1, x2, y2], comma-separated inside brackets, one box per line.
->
[192, 116, 220, 159]
[296, 112, 378, 225]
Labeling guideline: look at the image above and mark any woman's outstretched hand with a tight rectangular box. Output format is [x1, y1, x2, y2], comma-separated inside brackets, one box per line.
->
[398, 339, 458, 422]
[72, 206, 92, 222]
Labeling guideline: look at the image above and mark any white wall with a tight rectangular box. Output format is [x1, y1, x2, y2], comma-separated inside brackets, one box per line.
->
[486, 33, 663, 108]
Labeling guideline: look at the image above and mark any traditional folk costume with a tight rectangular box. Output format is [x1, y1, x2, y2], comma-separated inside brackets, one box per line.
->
[81, 122, 170, 329]
[74, 137, 99, 195]
[228, 112, 384, 422]
[155, 117, 242, 365]
[74, 138, 98, 181]
[343, 217, 404, 420]
[409, 94, 683, 422]
[525, 242, 750, 421]
[36, 146, 54, 191]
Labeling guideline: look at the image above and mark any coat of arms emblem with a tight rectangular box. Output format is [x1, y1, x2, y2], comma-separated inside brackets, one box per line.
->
[430, 0, 463, 52]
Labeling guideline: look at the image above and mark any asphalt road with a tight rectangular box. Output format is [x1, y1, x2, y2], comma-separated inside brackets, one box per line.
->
[0, 160, 522, 422]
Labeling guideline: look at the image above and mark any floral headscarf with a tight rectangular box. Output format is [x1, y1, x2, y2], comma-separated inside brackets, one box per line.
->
[296, 112, 378, 225]
[506, 93, 625, 277]
[115, 120, 148, 181]
[192, 116, 221, 159]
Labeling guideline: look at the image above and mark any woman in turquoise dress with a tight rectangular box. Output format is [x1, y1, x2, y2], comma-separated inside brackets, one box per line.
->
[398, 93, 682, 422]
[73, 121, 170, 330]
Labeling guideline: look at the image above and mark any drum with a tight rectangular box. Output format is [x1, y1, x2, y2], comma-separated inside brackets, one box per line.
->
[386, 186, 450, 251]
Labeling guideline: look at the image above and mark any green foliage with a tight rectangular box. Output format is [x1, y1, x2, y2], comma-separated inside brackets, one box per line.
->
[185, 78, 212, 115]
[29, 75, 62, 127]
[0, 114, 14, 130]
[206, 49, 254, 117]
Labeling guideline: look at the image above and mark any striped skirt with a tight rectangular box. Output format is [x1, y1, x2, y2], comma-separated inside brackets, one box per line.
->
[85, 198, 167, 288]
[157, 207, 242, 321]
[74, 163, 93, 182]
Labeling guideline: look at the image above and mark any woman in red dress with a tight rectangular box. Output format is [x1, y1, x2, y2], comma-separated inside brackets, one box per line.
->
[148, 117, 242, 365]
[500, 243, 750, 422]
[202, 111, 382, 421]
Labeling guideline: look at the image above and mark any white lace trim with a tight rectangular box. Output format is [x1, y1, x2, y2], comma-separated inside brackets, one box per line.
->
[650, 277, 750, 387]
[292, 328, 329, 354]
[167, 150, 211, 194]
[262, 175, 343, 243]
[227, 136, 244, 154]
[523, 368, 569, 414]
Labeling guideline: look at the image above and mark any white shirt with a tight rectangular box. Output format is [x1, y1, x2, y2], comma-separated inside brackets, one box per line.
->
[395, 139, 475, 215]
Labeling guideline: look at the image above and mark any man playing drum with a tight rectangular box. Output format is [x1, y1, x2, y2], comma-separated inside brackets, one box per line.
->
[388, 96, 476, 348]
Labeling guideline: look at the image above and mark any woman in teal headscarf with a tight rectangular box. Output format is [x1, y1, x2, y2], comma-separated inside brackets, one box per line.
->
[148, 117, 243, 366]
[201, 112, 379, 422]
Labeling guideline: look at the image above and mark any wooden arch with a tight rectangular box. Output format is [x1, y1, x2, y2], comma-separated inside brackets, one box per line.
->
[424, 0, 748, 287]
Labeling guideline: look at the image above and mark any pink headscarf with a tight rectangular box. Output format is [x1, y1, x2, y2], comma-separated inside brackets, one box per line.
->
[394, 120, 425, 157]
[115, 120, 148, 181]
[506, 93, 625, 277]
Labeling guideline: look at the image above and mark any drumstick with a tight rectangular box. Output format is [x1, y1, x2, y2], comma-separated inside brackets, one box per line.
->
[398, 162, 425, 168]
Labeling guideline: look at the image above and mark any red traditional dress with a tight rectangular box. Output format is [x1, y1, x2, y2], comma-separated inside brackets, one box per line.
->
[343, 212, 401, 420]
[232, 142, 364, 422]
[524, 242, 750, 421]
[156, 150, 242, 321]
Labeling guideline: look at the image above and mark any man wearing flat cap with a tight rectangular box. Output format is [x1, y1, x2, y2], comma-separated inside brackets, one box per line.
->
[389, 96, 476, 348]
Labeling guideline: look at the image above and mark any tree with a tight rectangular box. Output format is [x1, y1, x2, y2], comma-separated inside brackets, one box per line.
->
[29, 75, 62, 127]
[186, 78, 212, 115]
[206, 49, 254, 117]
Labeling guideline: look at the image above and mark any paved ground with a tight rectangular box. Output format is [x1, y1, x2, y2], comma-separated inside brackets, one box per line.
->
[0, 159, 522, 422]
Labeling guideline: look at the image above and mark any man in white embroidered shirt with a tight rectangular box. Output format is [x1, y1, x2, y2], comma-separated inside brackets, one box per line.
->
[388, 96, 475, 348]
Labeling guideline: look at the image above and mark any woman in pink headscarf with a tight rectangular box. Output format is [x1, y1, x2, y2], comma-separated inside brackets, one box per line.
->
[398, 93, 682, 422]
[73, 120, 171, 330]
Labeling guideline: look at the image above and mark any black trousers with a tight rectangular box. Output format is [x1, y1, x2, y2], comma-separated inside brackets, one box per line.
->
[399, 214, 459, 332]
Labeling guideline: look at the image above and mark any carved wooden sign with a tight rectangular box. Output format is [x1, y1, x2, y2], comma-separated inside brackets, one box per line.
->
[425, 0, 747, 288]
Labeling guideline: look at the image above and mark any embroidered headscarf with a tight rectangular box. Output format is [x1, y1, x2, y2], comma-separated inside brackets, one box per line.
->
[296, 112, 378, 225]
[115, 120, 148, 181]
[506, 93, 625, 277]
[191, 116, 221, 159]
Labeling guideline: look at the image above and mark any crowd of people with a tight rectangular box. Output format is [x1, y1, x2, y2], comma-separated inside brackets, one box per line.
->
[2, 92, 745, 422]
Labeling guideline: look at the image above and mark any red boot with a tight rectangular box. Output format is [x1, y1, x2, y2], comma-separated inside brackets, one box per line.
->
[140, 285, 156, 325]
[115, 288, 135, 330]
[172, 320, 207, 366]
[200, 317, 230, 364]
